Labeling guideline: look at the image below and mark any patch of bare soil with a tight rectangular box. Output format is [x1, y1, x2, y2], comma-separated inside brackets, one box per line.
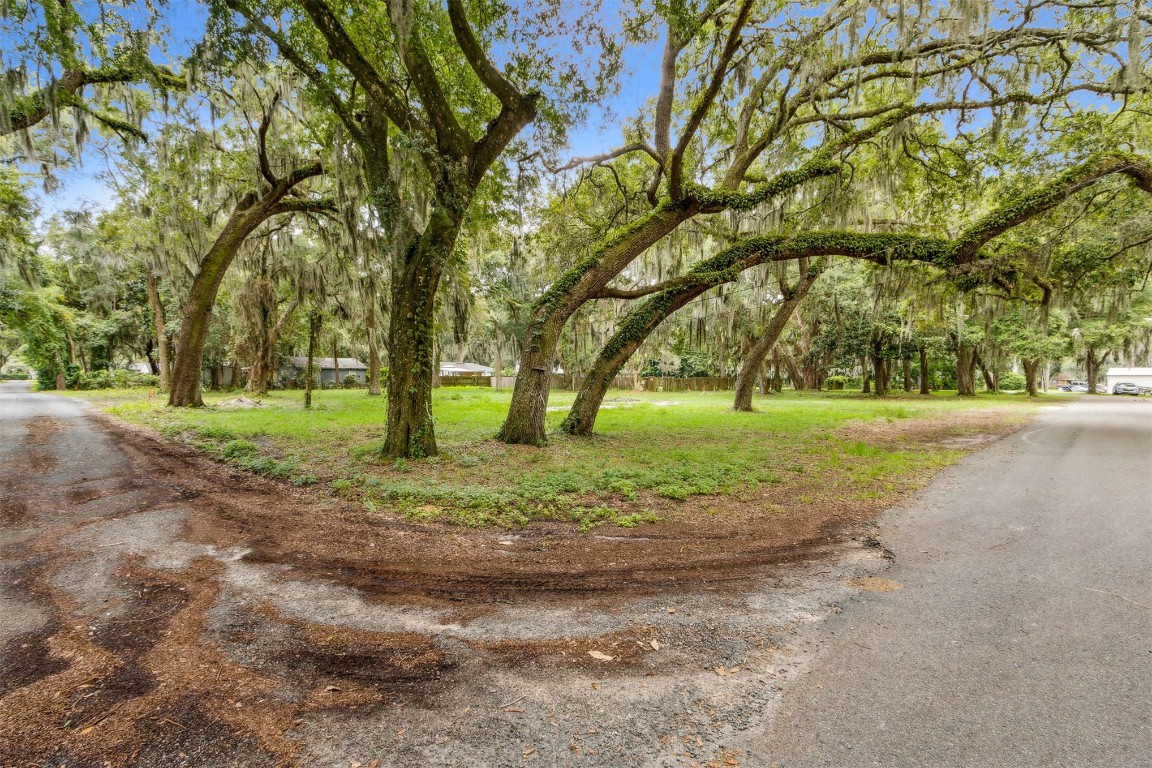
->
[0, 403, 1031, 766]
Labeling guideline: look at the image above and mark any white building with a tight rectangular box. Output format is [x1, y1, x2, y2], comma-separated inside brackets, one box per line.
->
[1104, 367, 1152, 390]
[439, 362, 495, 377]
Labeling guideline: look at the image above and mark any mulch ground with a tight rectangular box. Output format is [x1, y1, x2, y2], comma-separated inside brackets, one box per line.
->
[0, 406, 1025, 766]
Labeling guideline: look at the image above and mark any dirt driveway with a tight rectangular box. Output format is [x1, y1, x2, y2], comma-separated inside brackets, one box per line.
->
[2, 383, 904, 767]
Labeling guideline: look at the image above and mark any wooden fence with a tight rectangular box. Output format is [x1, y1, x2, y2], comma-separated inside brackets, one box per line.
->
[439, 374, 732, 391]
[439, 375, 492, 387]
[640, 376, 735, 392]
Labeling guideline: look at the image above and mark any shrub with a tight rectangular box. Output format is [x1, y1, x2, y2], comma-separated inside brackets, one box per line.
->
[824, 375, 848, 390]
[342, 374, 361, 388]
[998, 371, 1026, 391]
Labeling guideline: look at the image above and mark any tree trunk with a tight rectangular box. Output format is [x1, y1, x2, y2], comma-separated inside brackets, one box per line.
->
[872, 352, 889, 396]
[332, 335, 340, 388]
[305, 310, 321, 409]
[560, 282, 712, 436]
[861, 357, 871, 394]
[902, 357, 912, 392]
[146, 273, 171, 390]
[956, 343, 978, 396]
[1022, 358, 1040, 397]
[1084, 348, 1108, 394]
[366, 287, 382, 396]
[733, 268, 818, 411]
[976, 354, 998, 393]
[247, 296, 299, 397]
[919, 347, 930, 394]
[381, 210, 462, 458]
[781, 353, 804, 391]
[168, 164, 324, 407]
[499, 205, 697, 445]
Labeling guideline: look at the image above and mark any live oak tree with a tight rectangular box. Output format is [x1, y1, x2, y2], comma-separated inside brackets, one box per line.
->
[558, 152, 1152, 435]
[1, 0, 185, 144]
[161, 87, 332, 407]
[499, 0, 1151, 445]
[218, 0, 615, 457]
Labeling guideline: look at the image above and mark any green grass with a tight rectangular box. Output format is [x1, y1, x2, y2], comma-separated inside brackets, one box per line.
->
[72, 386, 1052, 529]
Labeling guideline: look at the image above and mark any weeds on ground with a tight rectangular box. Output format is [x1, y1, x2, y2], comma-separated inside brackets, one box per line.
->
[91, 387, 1050, 529]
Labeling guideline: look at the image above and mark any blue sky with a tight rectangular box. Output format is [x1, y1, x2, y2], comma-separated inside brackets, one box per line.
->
[13, 1, 664, 218]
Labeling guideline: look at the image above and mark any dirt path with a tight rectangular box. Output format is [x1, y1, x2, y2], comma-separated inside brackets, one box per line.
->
[2, 383, 978, 767]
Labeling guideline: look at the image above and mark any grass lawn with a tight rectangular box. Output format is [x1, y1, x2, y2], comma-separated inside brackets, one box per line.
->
[70, 386, 1055, 530]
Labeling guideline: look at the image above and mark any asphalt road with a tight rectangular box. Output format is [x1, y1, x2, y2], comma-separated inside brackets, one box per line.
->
[761, 396, 1152, 767]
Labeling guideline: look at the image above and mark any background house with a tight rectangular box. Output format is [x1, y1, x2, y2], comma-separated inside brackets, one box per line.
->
[281, 357, 368, 386]
[1105, 367, 1152, 390]
[439, 362, 494, 377]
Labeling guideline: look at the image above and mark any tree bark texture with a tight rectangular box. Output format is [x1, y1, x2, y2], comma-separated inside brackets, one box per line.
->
[871, 352, 889, 396]
[381, 210, 460, 458]
[305, 310, 321, 409]
[366, 282, 383, 396]
[1023, 358, 1040, 397]
[146, 273, 170, 390]
[956, 343, 979, 396]
[919, 347, 931, 394]
[1084, 348, 1108, 394]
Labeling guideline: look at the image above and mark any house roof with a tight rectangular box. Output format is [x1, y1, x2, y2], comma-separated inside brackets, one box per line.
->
[440, 362, 494, 374]
[289, 357, 368, 370]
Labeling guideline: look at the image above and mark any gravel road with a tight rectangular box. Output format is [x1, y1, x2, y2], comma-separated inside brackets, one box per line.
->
[759, 396, 1152, 767]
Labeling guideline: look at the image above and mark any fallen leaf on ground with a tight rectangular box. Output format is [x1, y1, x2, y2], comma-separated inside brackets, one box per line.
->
[650, 639, 663, 651]
[324, 685, 342, 692]
[667, 607, 677, 614]
[844, 577, 903, 592]
[505, 706, 525, 713]
[588, 650, 613, 661]
[523, 747, 536, 756]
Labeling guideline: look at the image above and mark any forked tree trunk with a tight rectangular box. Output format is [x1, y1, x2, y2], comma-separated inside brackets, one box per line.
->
[919, 347, 930, 394]
[733, 268, 819, 411]
[247, 296, 299, 397]
[956, 343, 979, 396]
[1084, 348, 1108, 394]
[146, 274, 171, 390]
[1022, 358, 1040, 397]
